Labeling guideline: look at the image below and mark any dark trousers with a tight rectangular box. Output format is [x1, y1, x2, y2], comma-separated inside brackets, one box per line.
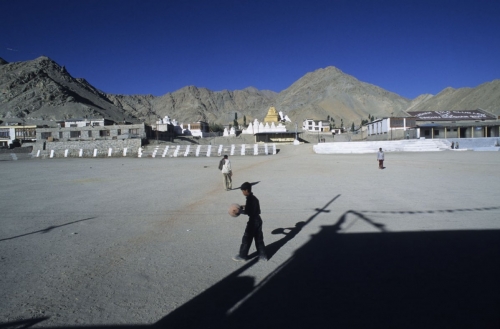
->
[239, 216, 267, 258]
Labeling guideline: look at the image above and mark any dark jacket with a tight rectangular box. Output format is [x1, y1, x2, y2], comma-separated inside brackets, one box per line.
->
[245, 193, 261, 220]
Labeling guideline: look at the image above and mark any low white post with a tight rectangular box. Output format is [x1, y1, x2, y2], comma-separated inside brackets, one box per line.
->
[241, 144, 246, 155]
[79, 149, 83, 157]
[123, 148, 128, 156]
[162, 146, 169, 157]
[184, 145, 190, 157]
[195, 145, 201, 157]
[173, 145, 180, 157]
[272, 143, 277, 155]
[108, 148, 112, 157]
[64, 149, 68, 157]
[36, 150, 40, 157]
[218, 145, 223, 156]
[50, 150, 54, 158]
[230, 144, 235, 155]
[254, 144, 258, 155]
[264, 144, 268, 155]
[207, 145, 212, 157]
[138, 148, 142, 158]
[93, 149, 98, 157]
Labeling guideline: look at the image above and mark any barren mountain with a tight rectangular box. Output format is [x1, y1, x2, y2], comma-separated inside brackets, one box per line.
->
[402, 81, 500, 115]
[1, 56, 499, 127]
[0, 56, 136, 123]
[272, 67, 411, 126]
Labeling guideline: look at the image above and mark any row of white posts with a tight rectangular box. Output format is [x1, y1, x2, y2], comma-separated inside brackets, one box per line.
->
[34, 144, 277, 158]
[35, 148, 130, 158]
[143, 144, 277, 158]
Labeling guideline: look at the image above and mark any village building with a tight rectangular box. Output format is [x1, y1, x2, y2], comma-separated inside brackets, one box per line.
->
[407, 109, 500, 139]
[0, 123, 38, 148]
[302, 119, 331, 132]
[366, 117, 417, 140]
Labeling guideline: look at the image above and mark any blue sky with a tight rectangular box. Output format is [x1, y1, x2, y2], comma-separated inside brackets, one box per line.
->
[2, 0, 499, 99]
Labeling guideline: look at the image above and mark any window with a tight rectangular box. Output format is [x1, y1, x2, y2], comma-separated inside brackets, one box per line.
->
[59, 132, 63, 138]
[424, 130, 430, 136]
[435, 130, 439, 136]
[88, 130, 92, 137]
[129, 128, 138, 134]
[41, 132, 52, 139]
[117, 129, 121, 135]
[70, 131, 81, 138]
[93, 122, 100, 126]
[0, 129, 9, 138]
[99, 130, 110, 137]
[70, 124, 77, 127]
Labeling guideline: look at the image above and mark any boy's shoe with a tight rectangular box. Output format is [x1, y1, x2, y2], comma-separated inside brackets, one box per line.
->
[232, 255, 247, 262]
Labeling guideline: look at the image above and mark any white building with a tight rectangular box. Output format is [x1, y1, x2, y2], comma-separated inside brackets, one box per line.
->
[0, 124, 37, 148]
[366, 117, 417, 139]
[302, 119, 331, 132]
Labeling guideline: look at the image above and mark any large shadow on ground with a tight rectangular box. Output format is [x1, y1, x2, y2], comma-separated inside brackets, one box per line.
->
[156, 206, 500, 328]
[2, 203, 499, 329]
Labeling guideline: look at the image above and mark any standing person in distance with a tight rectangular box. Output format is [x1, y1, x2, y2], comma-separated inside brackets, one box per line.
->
[233, 182, 268, 262]
[220, 155, 232, 191]
[377, 147, 385, 169]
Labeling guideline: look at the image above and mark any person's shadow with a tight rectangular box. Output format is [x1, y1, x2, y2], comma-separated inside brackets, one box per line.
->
[248, 195, 341, 260]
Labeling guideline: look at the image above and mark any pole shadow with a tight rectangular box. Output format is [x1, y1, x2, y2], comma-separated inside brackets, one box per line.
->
[0, 217, 98, 242]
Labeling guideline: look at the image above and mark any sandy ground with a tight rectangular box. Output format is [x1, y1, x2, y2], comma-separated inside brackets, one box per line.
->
[1, 145, 499, 328]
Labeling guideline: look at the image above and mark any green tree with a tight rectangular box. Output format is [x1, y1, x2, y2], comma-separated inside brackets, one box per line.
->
[243, 115, 247, 127]
[233, 119, 238, 129]
[209, 122, 224, 132]
[351, 122, 355, 132]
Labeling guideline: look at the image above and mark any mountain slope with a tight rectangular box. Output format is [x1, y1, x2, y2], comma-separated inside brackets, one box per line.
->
[1, 56, 499, 127]
[0, 56, 134, 122]
[273, 67, 410, 125]
[404, 81, 500, 115]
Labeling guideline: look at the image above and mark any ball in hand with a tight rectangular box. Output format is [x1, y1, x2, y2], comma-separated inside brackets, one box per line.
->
[228, 203, 242, 217]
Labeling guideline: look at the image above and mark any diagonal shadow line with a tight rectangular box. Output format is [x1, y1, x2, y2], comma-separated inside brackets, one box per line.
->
[0, 217, 98, 242]
[262, 194, 341, 260]
[0, 316, 50, 329]
[335, 210, 388, 233]
[360, 205, 500, 215]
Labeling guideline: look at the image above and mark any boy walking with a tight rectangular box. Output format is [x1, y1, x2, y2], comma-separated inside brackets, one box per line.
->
[220, 155, 232, 191]
[233, 182, 268, 262]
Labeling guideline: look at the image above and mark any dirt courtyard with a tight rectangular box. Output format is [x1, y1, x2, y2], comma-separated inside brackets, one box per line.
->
[1, 146, 499, 328]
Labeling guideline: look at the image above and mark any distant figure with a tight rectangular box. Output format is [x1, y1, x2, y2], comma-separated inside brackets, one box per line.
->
[220, 155, 232, 191]
[456, 142, 459, 149]
[233, 182, 267, 262]
[377, 148, 385, 169]
[451, 141, 455, 149]
[406, 132, 410, 139]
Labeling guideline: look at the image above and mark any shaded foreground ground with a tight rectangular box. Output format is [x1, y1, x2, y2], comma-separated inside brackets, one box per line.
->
[1, 146, 499, 328]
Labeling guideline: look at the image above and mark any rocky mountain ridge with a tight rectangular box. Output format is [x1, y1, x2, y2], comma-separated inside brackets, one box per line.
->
[1, 56, 499, 127]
